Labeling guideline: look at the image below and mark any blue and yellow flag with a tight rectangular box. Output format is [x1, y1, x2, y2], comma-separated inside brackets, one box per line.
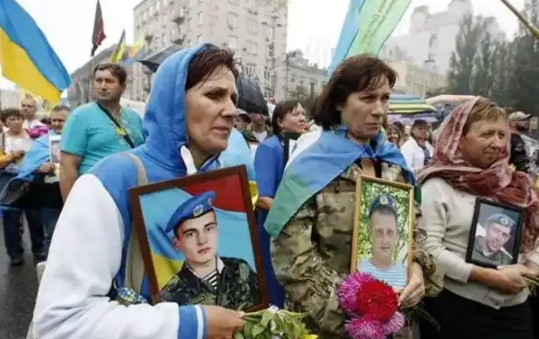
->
[0, 0, 71, 103]
[110, 30, 126, 63]
[328, 0, 412, 75]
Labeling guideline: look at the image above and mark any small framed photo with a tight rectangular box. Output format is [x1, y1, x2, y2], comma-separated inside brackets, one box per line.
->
[351, 176, 414, 289]
[465, 198, 525, 268]
[129, 166, 268, 311]
[49, 135, 61, 165]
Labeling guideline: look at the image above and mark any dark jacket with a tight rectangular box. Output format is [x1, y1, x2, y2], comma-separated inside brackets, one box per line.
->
[510, 133, 531, 174]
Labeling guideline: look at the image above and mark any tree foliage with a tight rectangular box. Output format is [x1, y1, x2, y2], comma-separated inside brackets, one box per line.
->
[445, 0, 539, 115]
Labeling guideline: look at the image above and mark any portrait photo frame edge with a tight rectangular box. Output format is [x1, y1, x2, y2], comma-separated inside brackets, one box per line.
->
[464, 197, 526, 269]
[350, 175, 415, 285]
[128, 165, 270, 310]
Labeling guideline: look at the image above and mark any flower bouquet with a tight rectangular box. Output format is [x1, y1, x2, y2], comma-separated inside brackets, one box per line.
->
[235, 306, 316, 339]
[338, 272, 405, 339]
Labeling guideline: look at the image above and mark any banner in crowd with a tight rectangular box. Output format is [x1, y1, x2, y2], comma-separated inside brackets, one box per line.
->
[328, 0, 412, 75]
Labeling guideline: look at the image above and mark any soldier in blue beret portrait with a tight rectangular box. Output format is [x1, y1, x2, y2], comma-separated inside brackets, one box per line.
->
[472, 213, 516, 266]
[160, 191, 261, 310]
[358, 194, 407, 288]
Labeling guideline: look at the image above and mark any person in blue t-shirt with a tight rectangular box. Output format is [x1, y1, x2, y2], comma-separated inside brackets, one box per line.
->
[60, 63, 144, 201]
[358, 194, 407, 288]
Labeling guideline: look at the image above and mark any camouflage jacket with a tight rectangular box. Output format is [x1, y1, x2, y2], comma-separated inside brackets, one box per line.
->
[160, 257, 261, 311]
[270, 162, 438, 339]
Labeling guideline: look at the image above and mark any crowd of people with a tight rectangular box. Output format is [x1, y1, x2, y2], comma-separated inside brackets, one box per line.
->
[1, 43, 539, 339]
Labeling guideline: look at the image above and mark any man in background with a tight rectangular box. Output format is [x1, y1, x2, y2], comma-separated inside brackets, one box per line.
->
[508, 111, 532, 174]
[21, 97, 45, 130]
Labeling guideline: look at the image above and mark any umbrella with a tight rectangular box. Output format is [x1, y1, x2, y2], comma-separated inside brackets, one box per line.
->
[138, 45, 182, 73]
[236, 76, 268, 116]
[389, 94, 436, 115]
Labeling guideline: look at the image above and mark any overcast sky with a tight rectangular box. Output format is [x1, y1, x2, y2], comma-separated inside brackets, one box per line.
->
[0, 0, 526, 89]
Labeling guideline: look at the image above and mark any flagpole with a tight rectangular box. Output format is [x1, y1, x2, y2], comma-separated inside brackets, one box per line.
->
[499, 0, 539, 40]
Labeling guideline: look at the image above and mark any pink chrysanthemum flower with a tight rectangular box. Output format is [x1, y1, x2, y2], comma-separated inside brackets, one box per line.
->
[346, 318, 386, 339]
[337, 271, 374, 315]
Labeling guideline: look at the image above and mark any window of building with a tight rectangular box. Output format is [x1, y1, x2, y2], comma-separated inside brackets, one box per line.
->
[228, 36, 238, 50]
[248, 20, 257, 34]
[156, 0, 160, 11]
[197, 34, 204, 44]
[265, 26, 274, 40]
[187, 18, 193, 30]
[264, 66, 271, 80]
[247, 40, 257, 55]
[245, 63, 257, 76]
[227, 13, 238, 30]
[149, 5, 154, 16]
[198, 12, 203, 25]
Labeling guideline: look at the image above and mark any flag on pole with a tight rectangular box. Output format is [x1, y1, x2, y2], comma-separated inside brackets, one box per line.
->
[0, 0, 71, 103]
[122, 38, 146, 67]
[328, 0, 412, 75]
[91, 0, 106, 56]
[110, 29, 126, 63]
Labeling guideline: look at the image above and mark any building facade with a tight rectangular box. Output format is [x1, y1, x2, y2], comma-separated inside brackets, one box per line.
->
[386, 60, 446, 98]
[386, 0, 504, 76]
[132, 0, 289, 101]
[273, 50, 328, 101]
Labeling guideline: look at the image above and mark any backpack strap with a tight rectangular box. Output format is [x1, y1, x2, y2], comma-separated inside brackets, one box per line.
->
[123, 153, 148, 295]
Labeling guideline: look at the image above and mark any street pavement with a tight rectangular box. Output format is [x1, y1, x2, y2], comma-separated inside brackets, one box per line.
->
[0, 220, 39, 339]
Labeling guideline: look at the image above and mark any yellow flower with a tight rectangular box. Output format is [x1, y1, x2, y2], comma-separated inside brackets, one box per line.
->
[116, 128, 127, 136]
[302, 335, 318, 339]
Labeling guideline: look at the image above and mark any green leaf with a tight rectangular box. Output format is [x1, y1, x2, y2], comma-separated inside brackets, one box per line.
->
[252, 324, 266, 339]
[244, 321, 255, 339]
[260, 311, 274, 327]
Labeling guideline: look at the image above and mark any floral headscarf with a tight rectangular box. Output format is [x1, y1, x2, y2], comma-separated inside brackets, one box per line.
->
[417, 96, 539, 252]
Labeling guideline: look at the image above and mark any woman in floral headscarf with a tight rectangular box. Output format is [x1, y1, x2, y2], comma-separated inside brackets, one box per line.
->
[417, 96, 539, 339]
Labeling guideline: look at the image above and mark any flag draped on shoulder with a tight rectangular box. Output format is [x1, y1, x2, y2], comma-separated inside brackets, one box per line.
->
[264, 129, 414, 237]
[91, 0, 106, 56]
[328, 0, 412, 75]
[0, 0, 71, 103]
[110, 30, 126, 63]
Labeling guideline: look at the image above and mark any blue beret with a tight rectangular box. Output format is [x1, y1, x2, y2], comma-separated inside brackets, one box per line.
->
[165, 191, 216, 234]
[368, 194, 397, 217]
[486, 213, 516, 229]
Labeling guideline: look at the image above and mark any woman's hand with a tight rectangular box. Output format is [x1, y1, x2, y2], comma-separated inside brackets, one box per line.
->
[38, 163, 56, 173]
[204, 306, 244, 339]
[489, 264, 532, 293]
[398, 262, 425, 308]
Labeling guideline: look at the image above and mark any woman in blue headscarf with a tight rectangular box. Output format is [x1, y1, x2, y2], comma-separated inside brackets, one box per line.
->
[264, 55, 439, 338]
[32, 45, 254, 339]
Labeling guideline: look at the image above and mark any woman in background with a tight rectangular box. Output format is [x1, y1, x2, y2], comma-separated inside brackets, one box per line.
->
[254, 99, 306, 308]
[418, 97, 539, 339]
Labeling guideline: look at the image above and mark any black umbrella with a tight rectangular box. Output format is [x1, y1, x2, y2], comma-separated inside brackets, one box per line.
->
[236, 76, 268, 116]
[138, 44, 182, 73]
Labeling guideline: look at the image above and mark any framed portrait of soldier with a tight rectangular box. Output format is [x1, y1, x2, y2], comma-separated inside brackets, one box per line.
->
[129, 166, 268, 311]
[49, 135, 61, 165]
[465, 198, 525, 268]
[351, 176, 414, 289]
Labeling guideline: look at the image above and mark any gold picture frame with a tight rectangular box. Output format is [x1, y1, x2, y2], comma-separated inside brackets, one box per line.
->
[351, 175, 415, 288]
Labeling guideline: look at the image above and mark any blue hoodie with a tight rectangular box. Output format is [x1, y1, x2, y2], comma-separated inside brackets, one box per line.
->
[91, 43, 256, 315]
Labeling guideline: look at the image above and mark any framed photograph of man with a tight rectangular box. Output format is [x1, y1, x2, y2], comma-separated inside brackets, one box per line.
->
[351, 176, 414, 289]
[129, 166, 268, 311]
[465, 198, 525, 268]
[49, 135, 61, 165]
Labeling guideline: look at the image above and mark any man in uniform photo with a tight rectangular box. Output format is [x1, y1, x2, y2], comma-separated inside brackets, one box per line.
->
[160, 191, 261, 310]
[472, 213, 515, 266]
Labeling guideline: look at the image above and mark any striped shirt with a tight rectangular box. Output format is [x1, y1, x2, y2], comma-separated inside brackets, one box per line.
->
[203, 270, 219, 290]
[358, 259, 407, 287]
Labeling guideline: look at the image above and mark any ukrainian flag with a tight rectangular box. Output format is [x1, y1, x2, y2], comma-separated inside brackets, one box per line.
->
[0, 0, 71, 103]
[328, 0, 412, 75]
